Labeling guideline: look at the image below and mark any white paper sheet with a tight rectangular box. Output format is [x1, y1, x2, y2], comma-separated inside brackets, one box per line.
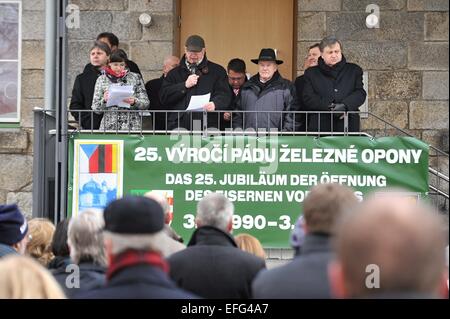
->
[186, 93, 210, 111]
[106, 85, 134, 108]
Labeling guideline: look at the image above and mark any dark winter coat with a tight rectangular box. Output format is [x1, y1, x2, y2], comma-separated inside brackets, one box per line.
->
[233, 72, 299, 131]
[160, 55, 231, 130]
[123, 59, 142, 77]
[294, 75, 307, 131]
[76, 263, 196, 299]
[50, 257, 106, 298]
[302, 56, 366, 132]
[168, 226, 266, 299]
[145, 75, 167, 130]
[252, 234, 333, 299]
[69, 64, 104, 129]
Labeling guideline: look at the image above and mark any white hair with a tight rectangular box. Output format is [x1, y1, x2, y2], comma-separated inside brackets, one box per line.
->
[67, 210, 107, 266]
[103, 231, 167, 255]
[144, 191, 170, 217]
[196, 193, 234, 232]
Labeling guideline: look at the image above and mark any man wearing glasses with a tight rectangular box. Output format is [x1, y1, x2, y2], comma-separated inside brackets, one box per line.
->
[222, 58, 248, 130]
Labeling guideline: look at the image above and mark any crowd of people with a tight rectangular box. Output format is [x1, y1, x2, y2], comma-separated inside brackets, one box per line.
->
[69, 32, 367, 133]
[0, 183, 448, 299]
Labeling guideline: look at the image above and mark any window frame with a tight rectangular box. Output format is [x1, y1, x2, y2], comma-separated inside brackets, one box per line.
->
[0, 0, 21, 123]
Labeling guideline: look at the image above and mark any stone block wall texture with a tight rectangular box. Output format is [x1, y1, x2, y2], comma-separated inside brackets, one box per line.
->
[66, 0, 175, 94]
[297, 0, 448, 151]
[1, 0, 448, 220]
[297, 0, 449, 213]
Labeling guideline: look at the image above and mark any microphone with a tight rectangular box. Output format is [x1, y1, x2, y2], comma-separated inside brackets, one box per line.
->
[189, 64, 198, 75]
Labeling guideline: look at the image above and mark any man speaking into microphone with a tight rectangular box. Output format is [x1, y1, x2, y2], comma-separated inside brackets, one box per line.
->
[160, 35, 231, 130]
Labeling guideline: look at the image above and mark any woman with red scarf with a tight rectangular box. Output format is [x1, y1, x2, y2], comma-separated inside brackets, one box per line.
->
[92, 51, 149, 131]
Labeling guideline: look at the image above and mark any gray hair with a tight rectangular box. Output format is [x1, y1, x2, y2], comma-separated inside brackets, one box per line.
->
[90, 40, 111, 56]
[319, 35, 343, 52]
[196, 193, 234, 232]
[103, 231, 167, 255]
[67, 210, 107, 266]
[144, 191, 170, 216]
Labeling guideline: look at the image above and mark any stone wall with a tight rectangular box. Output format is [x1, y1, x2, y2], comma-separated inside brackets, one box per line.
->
[1, 0, 448, 220]
[67, 0, 175, 95]
[0, 0, 44, 218]
[297, 0, 449, 213]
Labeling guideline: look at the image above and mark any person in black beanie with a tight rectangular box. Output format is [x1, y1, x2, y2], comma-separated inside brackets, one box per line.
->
[77, 196, 196, 299]
[0, 204, 30, 258]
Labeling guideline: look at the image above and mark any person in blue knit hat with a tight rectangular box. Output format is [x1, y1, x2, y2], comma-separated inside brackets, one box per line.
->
[0, 204, 30, 258]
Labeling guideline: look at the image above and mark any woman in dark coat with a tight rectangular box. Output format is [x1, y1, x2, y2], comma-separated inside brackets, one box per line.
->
[303, 36, 366, 133]
[69, 41, 111, 130]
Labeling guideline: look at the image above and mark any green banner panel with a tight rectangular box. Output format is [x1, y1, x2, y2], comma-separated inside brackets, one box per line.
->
[68, 134, 429, 247]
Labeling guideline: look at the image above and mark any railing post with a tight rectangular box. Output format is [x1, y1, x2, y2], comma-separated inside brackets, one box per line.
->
[343, 112, 349, 136]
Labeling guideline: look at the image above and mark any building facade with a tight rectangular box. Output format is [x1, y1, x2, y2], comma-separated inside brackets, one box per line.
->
[0, 0, 448, 220]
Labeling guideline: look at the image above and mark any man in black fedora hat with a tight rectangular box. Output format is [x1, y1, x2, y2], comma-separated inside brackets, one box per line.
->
[233, 48, 299, 131]
[160, 35, 231, 131]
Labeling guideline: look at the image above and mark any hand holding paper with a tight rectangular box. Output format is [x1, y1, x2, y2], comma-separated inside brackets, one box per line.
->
[203, 102, 215, 112]
[106, 85, 134, 108]
[186, 93, 211, 111]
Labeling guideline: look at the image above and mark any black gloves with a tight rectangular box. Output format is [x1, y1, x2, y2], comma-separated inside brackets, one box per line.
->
[329, 103, 347, 119]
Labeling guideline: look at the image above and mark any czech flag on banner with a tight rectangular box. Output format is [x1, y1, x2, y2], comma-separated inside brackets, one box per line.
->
[80, 144, 118, 173]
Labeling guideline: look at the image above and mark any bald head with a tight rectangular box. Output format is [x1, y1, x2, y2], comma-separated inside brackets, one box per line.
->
[163, 55, 180, 77]
[331, 192, 447, 298]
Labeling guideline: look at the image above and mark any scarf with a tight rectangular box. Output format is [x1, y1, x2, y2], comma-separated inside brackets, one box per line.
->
[103, 66, 128, 83]
[318, 55, 347, 79]
[106, 250, 169, 281]
[256, 71, 281, 90]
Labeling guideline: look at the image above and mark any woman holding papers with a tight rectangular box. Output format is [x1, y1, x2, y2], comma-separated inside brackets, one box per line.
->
[92, 51, 149, 131]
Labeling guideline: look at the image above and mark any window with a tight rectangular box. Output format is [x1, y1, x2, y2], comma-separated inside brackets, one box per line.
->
[0, 1, 21, 123]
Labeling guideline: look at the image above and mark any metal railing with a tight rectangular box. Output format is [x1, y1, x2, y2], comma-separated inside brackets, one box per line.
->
[33, 108, 449, 220]
[68, 109, 366, 135]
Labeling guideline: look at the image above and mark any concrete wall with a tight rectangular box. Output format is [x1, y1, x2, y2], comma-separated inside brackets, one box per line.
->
[1, 0, 448, 221]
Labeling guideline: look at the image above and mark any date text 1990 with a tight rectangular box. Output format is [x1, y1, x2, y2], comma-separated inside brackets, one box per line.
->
[183, 214, 294, 230]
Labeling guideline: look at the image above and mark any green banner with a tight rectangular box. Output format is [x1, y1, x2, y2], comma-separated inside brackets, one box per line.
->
[68, 134, 429, 247]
